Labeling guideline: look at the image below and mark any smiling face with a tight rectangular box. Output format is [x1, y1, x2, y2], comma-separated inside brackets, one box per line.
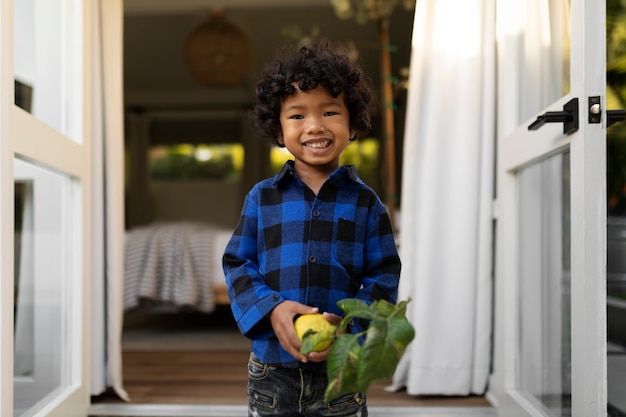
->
[278, 85, 354, 177]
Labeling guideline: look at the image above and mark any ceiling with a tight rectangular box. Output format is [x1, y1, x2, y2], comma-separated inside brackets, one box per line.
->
[123, 0, 415, 112]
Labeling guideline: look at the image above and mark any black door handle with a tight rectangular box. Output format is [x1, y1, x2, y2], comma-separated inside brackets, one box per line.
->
[528, 98, 579, 135]
[608, 109, 626, 128]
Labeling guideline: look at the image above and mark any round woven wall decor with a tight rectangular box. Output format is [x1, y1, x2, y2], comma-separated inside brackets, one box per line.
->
[183, 11, 253, 87]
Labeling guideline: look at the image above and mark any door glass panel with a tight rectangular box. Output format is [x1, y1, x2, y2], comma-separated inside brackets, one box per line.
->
[13, 158, 75, 417]
[517, 151, 571, 416]
[14, 0, 82, 142]
[606, 1, 626, 414]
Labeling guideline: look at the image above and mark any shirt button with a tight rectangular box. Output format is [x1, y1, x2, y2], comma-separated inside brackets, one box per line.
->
[272, 295, 279, 301]
[312, 209, 320, 217]
[308, 255, 317, 263]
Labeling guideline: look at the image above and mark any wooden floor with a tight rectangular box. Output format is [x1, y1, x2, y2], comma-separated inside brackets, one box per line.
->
[93, 349, 490, 408]
[92, 309, 491, 409]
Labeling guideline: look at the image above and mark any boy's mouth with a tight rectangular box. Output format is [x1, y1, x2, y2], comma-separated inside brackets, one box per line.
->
[305, 140, 331, 148]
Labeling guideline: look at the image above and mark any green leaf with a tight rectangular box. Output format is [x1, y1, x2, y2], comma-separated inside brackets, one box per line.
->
[326, 333, 361, 380]
[324, 333, 361, 402]
[323, 298, 416, 402]
[391, 298, 412, 318]
[337, 298, 370, 314]
[374, 299, 397, 317]
[299, 328, 335, 355]
[336, 299, 377, 333]
[357, 316, 415, 392]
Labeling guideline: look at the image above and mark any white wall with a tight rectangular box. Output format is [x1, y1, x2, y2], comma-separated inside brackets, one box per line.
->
[150, 180, 241, 228]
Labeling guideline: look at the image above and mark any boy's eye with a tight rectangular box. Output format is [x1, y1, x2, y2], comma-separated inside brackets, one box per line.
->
[324, 111, 338, 117]
[289, 114, 304, 120]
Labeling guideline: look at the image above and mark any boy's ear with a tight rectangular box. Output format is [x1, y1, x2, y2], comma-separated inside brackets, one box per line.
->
[276, 133, 285, 146]
[349, 129, 357, 141]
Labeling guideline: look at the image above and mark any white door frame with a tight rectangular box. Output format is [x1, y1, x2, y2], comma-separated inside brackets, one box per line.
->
[0, 0, 16, 413]
[1, 0, 94, 416]
[492, 0, 607, 416]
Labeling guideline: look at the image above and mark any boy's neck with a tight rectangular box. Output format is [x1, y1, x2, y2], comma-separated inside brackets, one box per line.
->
[293, 160, 339, 195]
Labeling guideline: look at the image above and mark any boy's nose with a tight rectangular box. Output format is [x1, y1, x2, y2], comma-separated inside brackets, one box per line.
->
[306, 118, 326, 134]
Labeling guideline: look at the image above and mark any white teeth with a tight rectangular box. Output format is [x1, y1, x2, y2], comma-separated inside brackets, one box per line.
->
[306, 141, 330, 148]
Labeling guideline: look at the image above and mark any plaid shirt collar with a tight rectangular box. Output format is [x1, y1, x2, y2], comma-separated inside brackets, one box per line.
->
[272, 160, 361, 187]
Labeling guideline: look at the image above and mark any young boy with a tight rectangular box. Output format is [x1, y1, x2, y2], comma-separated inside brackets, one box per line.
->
[223, 40, 401, 417]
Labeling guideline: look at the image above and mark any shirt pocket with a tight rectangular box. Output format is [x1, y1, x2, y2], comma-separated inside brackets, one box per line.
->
[334, 218, 364, 275]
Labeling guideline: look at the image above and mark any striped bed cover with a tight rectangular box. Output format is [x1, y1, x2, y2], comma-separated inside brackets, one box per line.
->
[123, 221, 233, 313]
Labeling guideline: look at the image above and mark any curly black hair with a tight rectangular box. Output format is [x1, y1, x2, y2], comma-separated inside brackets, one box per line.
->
[250, 40, 377, 147]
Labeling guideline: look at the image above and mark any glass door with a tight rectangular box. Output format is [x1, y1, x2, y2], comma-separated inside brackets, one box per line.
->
[2, 0, 93, 416]
[606, 0, 626, 415]
[494, 0, 607, 416]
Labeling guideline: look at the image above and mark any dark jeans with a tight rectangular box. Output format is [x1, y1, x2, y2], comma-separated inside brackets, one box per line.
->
[247, 353, 367, 417]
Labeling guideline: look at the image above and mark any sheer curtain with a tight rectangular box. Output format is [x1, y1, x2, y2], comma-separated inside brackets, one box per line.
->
[390, 0, 495, 395]
[90, 0, 127, 400]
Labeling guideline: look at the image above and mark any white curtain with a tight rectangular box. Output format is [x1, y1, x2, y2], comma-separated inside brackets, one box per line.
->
[390, 0, 496, 395]
[90, 0, 128, 400]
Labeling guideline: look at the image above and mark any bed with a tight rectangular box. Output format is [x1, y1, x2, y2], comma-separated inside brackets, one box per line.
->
[123, 221, 234, 313]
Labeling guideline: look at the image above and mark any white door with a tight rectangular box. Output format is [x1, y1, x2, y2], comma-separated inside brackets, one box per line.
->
[494, 0, 608, 416]
[1, 0, 93, 416]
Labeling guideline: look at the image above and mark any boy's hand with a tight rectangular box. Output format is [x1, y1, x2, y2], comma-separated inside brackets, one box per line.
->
[269, 300, 318, 363]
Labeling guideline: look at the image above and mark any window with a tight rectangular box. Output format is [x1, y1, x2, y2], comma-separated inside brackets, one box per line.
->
[149, 143, 244, 181]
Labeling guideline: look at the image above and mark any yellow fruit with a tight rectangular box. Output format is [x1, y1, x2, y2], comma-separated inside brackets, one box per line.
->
[294, 313, 337, 352]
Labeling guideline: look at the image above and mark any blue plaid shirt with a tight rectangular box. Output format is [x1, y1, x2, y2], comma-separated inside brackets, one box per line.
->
[223, 161, 401, 367]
